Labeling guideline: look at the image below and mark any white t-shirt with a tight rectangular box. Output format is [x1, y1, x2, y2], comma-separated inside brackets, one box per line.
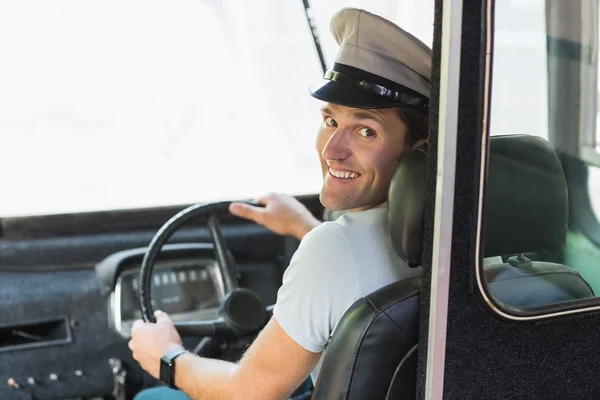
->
[272, 203, 422, 382]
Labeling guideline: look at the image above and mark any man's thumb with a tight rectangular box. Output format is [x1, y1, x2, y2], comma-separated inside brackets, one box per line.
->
[154, 310, 171, 324]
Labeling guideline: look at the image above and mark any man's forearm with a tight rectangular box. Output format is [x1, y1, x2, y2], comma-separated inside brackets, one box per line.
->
[174, 352, 240, 400]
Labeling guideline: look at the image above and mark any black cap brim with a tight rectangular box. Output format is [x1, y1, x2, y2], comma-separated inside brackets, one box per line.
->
[309, 78, 399, 109]
[309, 63, 429, 110]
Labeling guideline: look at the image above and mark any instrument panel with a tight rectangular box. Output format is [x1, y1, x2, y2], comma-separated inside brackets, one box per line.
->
[110, 258, 225, 338]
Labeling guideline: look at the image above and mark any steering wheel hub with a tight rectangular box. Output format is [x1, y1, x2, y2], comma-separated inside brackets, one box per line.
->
[222, 289, 268, 334]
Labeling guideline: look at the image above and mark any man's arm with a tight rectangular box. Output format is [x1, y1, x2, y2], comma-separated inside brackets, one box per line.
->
[129, 219, 354, 399]
[129, 312, 320, 400]
[174, 318, 320, 400]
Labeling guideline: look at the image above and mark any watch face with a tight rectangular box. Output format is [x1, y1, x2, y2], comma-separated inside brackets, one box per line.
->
[160, 349, 187, 389]
[160, 356, 172, 386]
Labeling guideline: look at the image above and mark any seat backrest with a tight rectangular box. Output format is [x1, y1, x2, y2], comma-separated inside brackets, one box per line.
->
[311, 277, 422, 399]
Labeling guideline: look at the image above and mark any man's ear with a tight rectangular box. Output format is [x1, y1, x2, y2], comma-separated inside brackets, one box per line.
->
[396, 138, 428, 162]
[410, 138, 428, 151]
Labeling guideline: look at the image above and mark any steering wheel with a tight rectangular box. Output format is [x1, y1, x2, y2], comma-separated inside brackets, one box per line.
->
[138, 201, 270, 339]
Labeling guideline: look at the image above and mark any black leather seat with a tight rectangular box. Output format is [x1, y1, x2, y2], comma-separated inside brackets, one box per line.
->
[310, 135, 593, 400]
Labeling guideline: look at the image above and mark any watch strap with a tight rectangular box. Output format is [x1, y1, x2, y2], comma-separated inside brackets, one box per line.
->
[160, 347, 188, 389]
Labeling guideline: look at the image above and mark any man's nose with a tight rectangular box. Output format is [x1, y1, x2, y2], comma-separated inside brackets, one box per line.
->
[321, 129, 351, 161]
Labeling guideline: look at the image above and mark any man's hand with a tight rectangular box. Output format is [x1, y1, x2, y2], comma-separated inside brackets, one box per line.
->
[229, 193, 321, 241]
[128, 310, 184, 379]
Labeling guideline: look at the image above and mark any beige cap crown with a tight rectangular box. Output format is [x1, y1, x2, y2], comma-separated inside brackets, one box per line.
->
[330, 8, 432, 98]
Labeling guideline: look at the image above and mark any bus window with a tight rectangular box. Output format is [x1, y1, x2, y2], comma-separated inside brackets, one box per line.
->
[480, 0, 600, 317]
[0, 0, 433, 219]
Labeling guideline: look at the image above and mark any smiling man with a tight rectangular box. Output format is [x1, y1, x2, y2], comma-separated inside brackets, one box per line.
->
[129, 8, 431, 400]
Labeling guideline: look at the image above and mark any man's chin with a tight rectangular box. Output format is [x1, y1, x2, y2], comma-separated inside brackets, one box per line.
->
[319, 192, 352, 211]
[320, 191, 387, 212]
[319, 193, 337, 211]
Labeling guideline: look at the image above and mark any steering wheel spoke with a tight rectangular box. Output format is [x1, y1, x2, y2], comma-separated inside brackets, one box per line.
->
[174, 319, 229, 337]
[207, 214, 238, 292]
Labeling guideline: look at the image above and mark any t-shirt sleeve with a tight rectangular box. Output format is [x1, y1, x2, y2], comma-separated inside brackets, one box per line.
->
[272, 222, 358, 353]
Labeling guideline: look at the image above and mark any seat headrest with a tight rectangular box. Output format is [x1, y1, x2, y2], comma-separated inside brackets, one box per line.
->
[483, 135, 568, 256]
[388, 144, 428, 268]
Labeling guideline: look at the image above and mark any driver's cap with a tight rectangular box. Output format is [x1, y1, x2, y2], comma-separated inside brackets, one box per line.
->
[309, 8, 432, 109]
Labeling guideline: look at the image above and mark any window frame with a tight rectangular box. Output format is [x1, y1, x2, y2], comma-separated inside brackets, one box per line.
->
[577, 0, 599, 167]
[475, 0, 600, 321]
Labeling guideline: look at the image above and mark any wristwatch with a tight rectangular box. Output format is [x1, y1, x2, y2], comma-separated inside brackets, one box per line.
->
[160, 347, 188, 389]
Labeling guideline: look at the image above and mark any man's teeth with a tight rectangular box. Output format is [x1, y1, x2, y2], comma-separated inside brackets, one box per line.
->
[329, 169, 359, 179]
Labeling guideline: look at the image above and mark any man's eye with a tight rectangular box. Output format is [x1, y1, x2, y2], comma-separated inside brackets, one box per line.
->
[358, 127, 377, 138]
[325, 116, 338, 127]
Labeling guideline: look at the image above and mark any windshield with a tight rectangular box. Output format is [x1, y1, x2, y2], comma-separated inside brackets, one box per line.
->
[0, 0, 433, 217]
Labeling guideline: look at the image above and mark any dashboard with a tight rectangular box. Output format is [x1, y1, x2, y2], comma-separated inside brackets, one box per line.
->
[1, 216, 289, 399]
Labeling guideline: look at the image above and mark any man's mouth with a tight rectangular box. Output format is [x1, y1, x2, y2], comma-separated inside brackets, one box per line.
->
[328, 168, 360, 180]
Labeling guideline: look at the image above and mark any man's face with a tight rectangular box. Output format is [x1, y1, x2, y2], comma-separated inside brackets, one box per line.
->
[316, 103, 409, 212]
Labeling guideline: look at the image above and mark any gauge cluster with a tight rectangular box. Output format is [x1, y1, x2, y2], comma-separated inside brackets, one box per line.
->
[109, 258, 225, 338]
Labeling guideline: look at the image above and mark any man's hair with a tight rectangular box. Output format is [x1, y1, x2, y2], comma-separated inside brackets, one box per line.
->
[392, 106, 429, 147]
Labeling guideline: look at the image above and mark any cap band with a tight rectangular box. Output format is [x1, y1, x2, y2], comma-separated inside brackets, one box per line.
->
[324, 69, 429, 110]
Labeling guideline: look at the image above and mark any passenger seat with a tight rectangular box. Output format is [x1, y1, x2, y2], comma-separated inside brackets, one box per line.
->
[483, 134, 594, 309]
